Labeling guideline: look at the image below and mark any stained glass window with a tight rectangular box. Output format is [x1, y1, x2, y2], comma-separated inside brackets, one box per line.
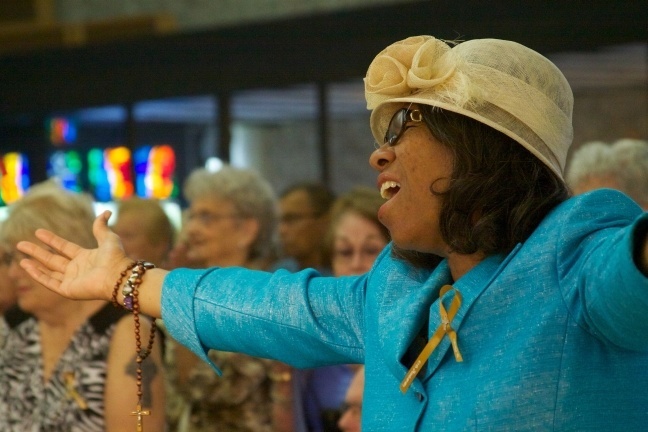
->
[0, 152, 30, 205]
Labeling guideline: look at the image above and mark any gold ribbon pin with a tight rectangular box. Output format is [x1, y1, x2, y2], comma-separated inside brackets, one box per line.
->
[63, 371, 88, 410]
[400, 284, 463, 394]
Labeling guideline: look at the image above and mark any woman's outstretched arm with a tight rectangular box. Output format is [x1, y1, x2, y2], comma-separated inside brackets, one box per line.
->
[17, 210, 167, 318]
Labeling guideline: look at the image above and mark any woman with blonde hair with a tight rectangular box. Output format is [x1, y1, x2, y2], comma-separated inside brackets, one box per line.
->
[112, 197, 176, 269]
[327, 186, 390, 277]
[0, 180, 165, 431]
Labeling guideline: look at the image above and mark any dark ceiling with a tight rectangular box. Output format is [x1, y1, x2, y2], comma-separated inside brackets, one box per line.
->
[0, 0, 646, 118]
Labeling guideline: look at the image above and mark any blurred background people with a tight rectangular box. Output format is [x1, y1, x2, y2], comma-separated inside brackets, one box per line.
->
[327, 186, 390, 277]
[566, 138, 648, 209]
[111, 197, 176, 269]
[273, 186, 388, 432]
[276, 182, 336, 273]
[165, 165, 279, 432]
[166, 209, 197, 270]
[0, 242, 27, 348]
[337, 366, 365, 432]
[184, 166, 278, 270]
[0, 180, 166, 431]
[0, 245, 16, 318]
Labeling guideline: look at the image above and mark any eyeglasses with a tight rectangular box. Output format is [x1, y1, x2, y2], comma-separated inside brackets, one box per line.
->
[187, 211, 240, 226]
[383, 107, 422, 146]
[0, 252, 11, 267]
[333, 246, 384, 264]
[0, 250, 26, 267]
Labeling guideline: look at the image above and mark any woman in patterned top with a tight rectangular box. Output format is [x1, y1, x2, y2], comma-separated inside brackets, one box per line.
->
[165, 165, 280, 432]
[0, 240, 21, 348]
[0, 180, 166, 431]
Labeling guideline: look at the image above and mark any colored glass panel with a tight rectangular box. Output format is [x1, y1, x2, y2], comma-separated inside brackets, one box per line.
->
[47, 150, 83, 192]
[0, 153, 29, 205]
[48, 117, 77, 146]
[87, 146, 133, 202]
[134, 145, 177, 199]
[104, 147, 134, 200]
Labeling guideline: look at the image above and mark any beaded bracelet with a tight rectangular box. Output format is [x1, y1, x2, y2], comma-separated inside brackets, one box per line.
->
[111, 259, 158, 431]
[111, 261, 137, 309]
[122, 261, 156, 310]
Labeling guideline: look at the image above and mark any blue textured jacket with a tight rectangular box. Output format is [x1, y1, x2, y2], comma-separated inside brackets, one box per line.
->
[163, 190, 648, 431]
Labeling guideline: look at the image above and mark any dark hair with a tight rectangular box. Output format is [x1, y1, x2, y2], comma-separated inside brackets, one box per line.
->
[394, 106, 569, 267]
[280, 182, 336, 215]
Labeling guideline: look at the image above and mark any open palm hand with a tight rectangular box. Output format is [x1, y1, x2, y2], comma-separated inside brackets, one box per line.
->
[17, 211, 132, 302]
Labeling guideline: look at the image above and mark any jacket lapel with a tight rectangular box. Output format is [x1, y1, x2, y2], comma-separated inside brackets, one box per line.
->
[421, 247, 522, 381]
[376, 258, 453, 383]
[374, 245, 523, 392]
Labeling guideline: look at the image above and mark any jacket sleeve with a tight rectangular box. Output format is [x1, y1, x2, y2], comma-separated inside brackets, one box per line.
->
[556, 190, 648, 351]
[161, 266, 366, 370]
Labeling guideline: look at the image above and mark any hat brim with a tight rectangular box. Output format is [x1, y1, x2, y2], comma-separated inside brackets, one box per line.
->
[370, 96, 564, 180]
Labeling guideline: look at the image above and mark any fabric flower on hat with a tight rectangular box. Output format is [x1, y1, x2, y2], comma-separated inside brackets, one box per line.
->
[365, 36, 456, 109]
[407, 38, 456, 91]
[365, 36, 429, 96]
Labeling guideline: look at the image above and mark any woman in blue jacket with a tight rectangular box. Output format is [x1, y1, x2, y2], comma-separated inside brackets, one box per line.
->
[18, 35, 648, 431]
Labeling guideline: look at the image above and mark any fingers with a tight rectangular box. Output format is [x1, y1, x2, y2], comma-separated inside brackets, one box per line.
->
[94, 211, 114, 245]
[17, 239, 74, 273]
[19, 257, 63, 293]
[29, 228, 83, 261]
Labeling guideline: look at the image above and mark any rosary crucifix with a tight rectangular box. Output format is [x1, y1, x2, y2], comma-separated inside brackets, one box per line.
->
[115, 260, 158, 432]
[131, 405, 150, 432]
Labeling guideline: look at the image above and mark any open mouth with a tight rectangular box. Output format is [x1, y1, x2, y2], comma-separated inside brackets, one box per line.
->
[380, 181, 401, 200]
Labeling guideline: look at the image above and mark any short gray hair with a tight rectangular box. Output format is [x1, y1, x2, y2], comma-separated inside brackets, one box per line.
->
[566, 138, 648, 207]
[183, 166, 278, 261]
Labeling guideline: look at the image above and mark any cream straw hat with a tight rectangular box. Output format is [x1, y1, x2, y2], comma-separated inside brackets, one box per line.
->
[364, 36, 574, 179]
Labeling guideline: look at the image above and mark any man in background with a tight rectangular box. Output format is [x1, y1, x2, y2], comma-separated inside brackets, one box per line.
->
[112, 197, 176, 269]
[276, 182, 335, 272]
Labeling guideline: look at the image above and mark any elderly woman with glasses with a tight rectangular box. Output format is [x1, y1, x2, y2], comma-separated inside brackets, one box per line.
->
[164, 165, 280, 432]
[566, 138, 648, 209]
[18, 36, 648, 431]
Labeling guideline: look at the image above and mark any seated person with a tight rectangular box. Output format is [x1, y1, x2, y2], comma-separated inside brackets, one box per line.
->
[566, 138, 648, 209]
[338, 366, 365, 432]
[0, 181, 166, 431]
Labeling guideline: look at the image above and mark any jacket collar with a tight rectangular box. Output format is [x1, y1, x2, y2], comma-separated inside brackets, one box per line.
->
[377, 245, 522, 392]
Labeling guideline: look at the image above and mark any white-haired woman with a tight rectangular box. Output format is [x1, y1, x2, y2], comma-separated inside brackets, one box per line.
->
[567, 138, 648, 209]
[165, 165, 280, 432]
